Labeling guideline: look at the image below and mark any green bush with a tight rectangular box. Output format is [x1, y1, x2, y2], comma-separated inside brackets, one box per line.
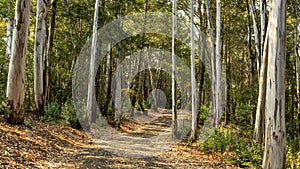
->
[287, 146, 300, 169]
[43, 102, 61, 121]
[198, 126, 263, 168]
[286, 137, 300, 169]
[61, 100, 81, 129]
[199, 105, 210, 125]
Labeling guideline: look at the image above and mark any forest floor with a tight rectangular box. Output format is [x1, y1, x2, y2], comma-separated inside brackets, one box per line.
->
[0, 110, 239, 169]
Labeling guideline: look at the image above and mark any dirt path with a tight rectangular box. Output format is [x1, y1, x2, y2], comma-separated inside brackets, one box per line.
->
[0, 112, 239, 169]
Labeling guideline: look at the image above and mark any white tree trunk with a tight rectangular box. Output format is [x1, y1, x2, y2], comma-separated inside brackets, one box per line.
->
[253, 0, 268, 144]
[6, 0, 31, 124]
[292, 0, 300, 149]
[206, 0, 216, 125]
[250, 0, 261, 72]
[190, 0, 197, 141]
[215, 0, 222, 126]
[86, 0, 100, 130]
[262, 0, 287, 168]
[34, 0, 48, 116]
[172, 0, 178, 138]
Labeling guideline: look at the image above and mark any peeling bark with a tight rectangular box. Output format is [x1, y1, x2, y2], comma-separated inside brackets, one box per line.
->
[262, 0, 287, 168]
[6, 0, 31, 125]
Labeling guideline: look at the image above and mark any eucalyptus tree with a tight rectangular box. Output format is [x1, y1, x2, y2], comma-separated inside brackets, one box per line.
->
[206, 0, 222, 127]
[251, 0, 269, 144]
[292, 0, 300, 148]
[86, 0, 100, 130]
[262, 0, 287, 168]
[172, 0, 178, 138]
[215, 0, 222, 126]
[190, 0, 197, 141]
[6, 0, 31, 124]
[45, 0, 57, 104]
[34, 0, 49, 117]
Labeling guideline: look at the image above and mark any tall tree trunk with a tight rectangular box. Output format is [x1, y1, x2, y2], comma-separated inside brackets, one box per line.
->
[86, 0, 100, 130]
[206, 0, 216, 125]
[6, 0, 31, 125]
[115, 3, 122, 128]
[293, 0, 300, 148]
[34, 0, 48, 117]
[254, 34, 268, 144]
[215, 0, 222, 127]
[252, 0, 268, 144]
[190, 0, 197, 141]
[172, 0, 178, 138]
[45, 0, 57, 104]
[206, 0, 222, 127]
[262, 0, 287, 168]
[247, 0, 256, 125]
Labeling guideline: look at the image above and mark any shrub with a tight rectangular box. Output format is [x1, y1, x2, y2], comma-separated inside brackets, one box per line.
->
[199, 105, 210, 125]
[43, 102, 61, 121]
[198, 126, 263, 168]
[61, 100, 81, 129]
[286, 137, 300, 169]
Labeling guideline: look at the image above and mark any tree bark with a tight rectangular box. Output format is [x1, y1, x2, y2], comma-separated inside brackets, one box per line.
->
[253, 0, 268, 144]
[206, 0, 216, 125]
[262, 0, 287, 168]
[215, 0, 222, 127]
[190, 0, 197, 141]
[172, 0, 178, 138]
[86, 0, 100, 130]
[45, 0, 57, 104]
[292, 0, 300, 148]
[34, 0, 48, 117]
[6, 0, 31, 125]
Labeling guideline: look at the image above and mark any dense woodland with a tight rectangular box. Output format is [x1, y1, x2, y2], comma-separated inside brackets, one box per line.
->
[0, 0, 299, 168]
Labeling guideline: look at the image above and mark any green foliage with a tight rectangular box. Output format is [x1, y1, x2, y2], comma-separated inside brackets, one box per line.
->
[198, 126, 263, 168]
[286, 136, 300, 169]
[235, 104, 254, 131]
[43, 102, 61, 122]
[199, 105, 210, 125]
[61, 100, 81, 129]
[287, 145, 300, 169]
